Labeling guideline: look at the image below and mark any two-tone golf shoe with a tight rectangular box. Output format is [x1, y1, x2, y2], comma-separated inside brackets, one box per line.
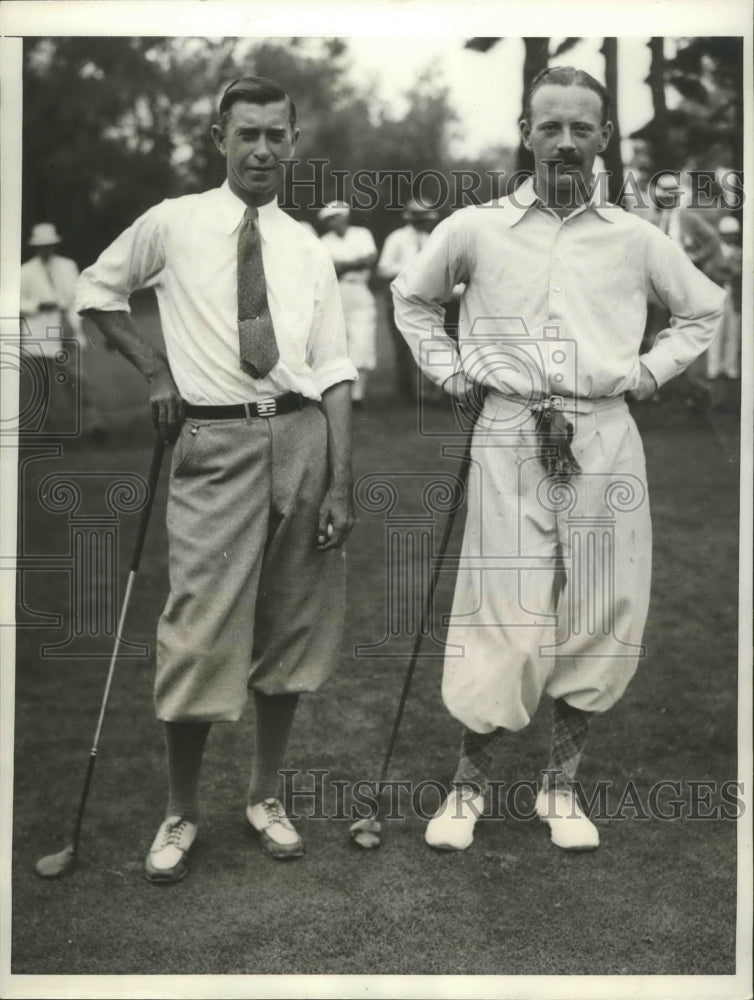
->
[145, 815, 197, 883]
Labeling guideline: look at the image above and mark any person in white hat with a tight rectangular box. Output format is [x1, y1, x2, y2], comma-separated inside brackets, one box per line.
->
[20, 222, 106, 438]
[318, 201, 377, 406]
[377, 200, 442, 401]
[706, 215, 742, 380]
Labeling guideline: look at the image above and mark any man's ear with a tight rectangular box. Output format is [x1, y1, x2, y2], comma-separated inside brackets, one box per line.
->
[598, 120, 614, 153]
[519, 119, 533, 151]
[290, 127, 301, 154]
[210, 123, 226, 156]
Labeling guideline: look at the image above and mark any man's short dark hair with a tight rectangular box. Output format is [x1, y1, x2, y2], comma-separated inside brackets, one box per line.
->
[524, 66, 611, 125]
[217, 75, 297, 132]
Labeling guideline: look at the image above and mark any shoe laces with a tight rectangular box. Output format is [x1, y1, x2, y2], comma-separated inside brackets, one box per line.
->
[261, 798, 294, 831]
[158, 818, 191, 848]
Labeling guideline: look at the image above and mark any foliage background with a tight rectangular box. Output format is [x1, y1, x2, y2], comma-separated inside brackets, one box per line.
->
[22, 35, 743, 266]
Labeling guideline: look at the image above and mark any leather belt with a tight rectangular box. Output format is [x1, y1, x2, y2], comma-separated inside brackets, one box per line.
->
[184, 392, 308, 421]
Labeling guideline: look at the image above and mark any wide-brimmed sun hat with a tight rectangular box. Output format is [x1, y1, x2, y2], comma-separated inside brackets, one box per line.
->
[318, 201, 350, 221]
[28, 223, 62, 246]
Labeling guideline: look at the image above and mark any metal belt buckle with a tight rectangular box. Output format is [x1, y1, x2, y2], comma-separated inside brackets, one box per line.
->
[257, 397, 277, 417]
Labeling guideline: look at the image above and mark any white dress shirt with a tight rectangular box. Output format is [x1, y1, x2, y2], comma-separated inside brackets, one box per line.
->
[392, 177, 725, 397]
[376, 225, 428, 280]
[320, 227, 377, 285]
[21, 254, 84, 350]
[76, 182, 357, 405]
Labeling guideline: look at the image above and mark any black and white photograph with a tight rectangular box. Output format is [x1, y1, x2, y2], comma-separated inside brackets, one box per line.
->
[1, 1, 751, 997]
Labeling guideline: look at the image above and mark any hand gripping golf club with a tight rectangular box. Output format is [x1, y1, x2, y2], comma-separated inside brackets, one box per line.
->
[35, 434, 166, 878]
[350, 400, 481, 849]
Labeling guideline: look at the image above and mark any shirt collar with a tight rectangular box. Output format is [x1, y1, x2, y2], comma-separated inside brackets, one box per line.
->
[507, 175, 614, 225]
[217, 181, 281, 239]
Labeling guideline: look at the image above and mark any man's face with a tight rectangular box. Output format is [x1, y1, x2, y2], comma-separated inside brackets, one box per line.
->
[521, 84, 612, 203]
[211, 99, 299, 206]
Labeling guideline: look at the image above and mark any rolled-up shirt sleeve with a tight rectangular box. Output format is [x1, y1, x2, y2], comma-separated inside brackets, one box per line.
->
[307, 257, 358, 395]
[641, 225, 726, 388]
[391, 215, 467, 387]
[76, 202, 167, 314]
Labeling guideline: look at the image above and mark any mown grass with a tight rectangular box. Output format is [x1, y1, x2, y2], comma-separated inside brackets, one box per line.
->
[12, 294, 740, 976]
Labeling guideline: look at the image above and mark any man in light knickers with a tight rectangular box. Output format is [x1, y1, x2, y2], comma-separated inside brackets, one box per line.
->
[392, 67, 725, 852]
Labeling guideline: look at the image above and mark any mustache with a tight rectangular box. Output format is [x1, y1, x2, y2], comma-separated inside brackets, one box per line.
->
[542, 157, 583, 167]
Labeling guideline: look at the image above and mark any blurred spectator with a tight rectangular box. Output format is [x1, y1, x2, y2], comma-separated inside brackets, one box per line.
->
[631, 173, 725, 406]
[377, 199, 440, 400]
[20, 223, 106, 439]
[650, 173, 725, 278]
[319, 202, 377, 407]
[706, 216, 741, 380]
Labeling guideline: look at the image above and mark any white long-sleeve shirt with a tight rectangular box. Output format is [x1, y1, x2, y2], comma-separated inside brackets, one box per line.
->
[391, 177, 725, 398]
[320, 227, 376, 285]
[76, 182, 357, 405]
[21, 254, 84, 346]
[376, 225, 429, 280]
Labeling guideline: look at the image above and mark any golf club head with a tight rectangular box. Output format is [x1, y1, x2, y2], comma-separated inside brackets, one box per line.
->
[349, 817, 382, 849]
[35, 844, 77, 879]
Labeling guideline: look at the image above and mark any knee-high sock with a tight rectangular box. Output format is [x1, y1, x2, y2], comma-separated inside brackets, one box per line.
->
[543, 698, 590, 792]
[453, 727, 507, 793]
[165, 721, 211, 822]
[247, 691, 299, 805]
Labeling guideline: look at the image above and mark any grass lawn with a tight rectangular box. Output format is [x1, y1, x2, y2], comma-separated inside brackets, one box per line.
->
[10, 293, 742, 979]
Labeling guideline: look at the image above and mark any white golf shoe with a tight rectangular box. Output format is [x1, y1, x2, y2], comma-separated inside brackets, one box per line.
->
[145, 815, 197, 883]
[246, 798, 304, 860]
[535, 787, 599, 851]
[425, 786, 486, 851]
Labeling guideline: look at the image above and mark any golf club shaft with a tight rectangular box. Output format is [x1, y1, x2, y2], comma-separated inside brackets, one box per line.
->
[377, 413, 477, 786]
[70, 434, 165, 853]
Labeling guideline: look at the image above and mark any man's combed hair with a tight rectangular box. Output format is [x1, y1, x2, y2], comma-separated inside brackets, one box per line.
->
[524, 66, 611, 124]
[218, 75, 297, 131]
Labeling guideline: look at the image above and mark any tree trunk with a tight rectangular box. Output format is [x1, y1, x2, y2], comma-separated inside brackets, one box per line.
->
[600, 37, 624, 205]
[647, 37, 669, 171]
[514, 37, 550, 176]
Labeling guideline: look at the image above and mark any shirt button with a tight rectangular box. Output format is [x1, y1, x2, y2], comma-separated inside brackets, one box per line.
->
[553, 285, 561, 292]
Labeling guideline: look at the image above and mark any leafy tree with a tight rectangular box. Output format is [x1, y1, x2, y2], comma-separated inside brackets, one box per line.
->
[629, 37, 743, 176]
[22, 37, 464, 265]
[664, 37, 743, 169]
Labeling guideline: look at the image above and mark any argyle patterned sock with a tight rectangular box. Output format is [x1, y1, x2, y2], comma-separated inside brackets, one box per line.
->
[452, 726, 507, 794]
[543, 698, 591, 792]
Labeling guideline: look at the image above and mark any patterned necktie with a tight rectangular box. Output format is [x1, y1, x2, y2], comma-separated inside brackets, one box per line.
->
[237, 206, 279, 379]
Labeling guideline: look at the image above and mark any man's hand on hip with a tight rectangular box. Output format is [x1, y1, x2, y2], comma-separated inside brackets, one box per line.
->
[628, 362, 659, 402]
[150, 371, 185, 444]
[317, 483, 355, 551]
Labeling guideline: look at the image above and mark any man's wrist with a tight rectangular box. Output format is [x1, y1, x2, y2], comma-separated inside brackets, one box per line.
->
[145, 357, 173, 384]
[639, 361, 658, 391]
[327, 475, 353, 494]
